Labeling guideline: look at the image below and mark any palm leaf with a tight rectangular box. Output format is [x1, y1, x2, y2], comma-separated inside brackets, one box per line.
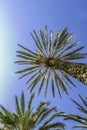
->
[0, 92, 66, 130]
[16, 26, 87, 97]
[42, 122, 65, 130]
[20, 91, 25, 114]
[15, 95, 21, 116]
[27, 93, 35, 112]
[64, 95, 87, 129]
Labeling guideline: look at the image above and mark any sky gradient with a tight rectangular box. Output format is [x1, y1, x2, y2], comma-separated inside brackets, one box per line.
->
[0, 0, 87, 129]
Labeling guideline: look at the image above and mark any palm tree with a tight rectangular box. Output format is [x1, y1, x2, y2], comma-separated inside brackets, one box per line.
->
[0, 91, 66, 130]
[64, 95, 87, 129]
[15, 26, 87, 97]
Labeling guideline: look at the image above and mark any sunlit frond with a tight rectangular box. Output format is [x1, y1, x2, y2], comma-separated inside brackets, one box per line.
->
[0, 92, 66, 130]
[16, 26, 87, 97]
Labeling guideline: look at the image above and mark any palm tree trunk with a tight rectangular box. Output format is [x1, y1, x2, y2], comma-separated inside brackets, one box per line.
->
[54, 60, 87, 84]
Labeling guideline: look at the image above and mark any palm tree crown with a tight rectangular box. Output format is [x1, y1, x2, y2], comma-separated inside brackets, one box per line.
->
[0, 91, 66, 130]
[64, 95, 87, 129]
[15, 26, 87, 97]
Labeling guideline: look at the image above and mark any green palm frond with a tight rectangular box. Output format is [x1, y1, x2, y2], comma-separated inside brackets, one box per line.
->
[15, 95, 21, 116]
[27, 93, 35, 111]
[64, 95, 87, 129]
[39, 122, 65, 130]
[0, 106, 16, 129]
[15, 26, 87, 97]
[20, 91, 25, 114]
[0, 92, 66, 130]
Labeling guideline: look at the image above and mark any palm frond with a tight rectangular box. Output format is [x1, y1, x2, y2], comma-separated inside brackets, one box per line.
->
[15, 95, 21, 116]
[0, 92, 66, 130]
[0, 105, 10, 116]
[64, 95, 87, 129]
[27, 93, 35, 112]
[16, 26, 87, 97]
[20, 91, 25, 114]
[39, 122, 65, 130]
[37, 106, 57, 125]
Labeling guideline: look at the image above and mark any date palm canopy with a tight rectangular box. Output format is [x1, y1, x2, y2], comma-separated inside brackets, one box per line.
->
[15, 26, 87, 97]
[64, 95, 87, 129]
[0, 91, 66, 130]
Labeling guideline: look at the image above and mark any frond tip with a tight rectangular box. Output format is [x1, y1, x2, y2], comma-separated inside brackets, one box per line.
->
[16, 26, 87, 97]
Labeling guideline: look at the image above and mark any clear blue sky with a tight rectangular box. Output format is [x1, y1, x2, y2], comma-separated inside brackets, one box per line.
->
[0, 0, 87, 129]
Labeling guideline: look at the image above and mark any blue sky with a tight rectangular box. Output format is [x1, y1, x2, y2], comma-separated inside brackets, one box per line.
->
[0, 0, 87, 129]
